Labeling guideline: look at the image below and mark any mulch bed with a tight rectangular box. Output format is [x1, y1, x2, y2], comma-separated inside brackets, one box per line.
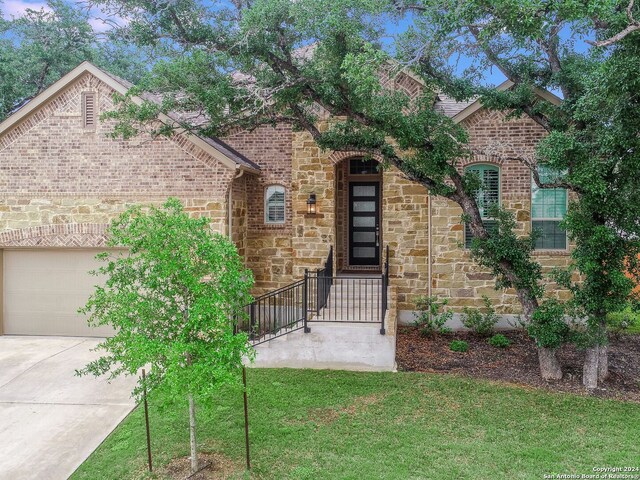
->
[162, 452, 243, 480]
[396, 327, 640, 402]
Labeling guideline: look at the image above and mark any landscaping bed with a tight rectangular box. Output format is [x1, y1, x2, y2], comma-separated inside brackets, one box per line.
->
[397, 327, 640, 402]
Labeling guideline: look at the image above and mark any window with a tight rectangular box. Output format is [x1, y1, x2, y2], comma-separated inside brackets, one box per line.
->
[349, 158, 379, 175]
[82, 92, 96, 129]
[265, 185, 285, 224]
[464, 164, 500, 249]
[532, 166, 567, 250]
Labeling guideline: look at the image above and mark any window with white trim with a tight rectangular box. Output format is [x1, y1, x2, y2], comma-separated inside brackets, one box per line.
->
[265, 185, 286, 224]
[464, 164, 500, 249]
[532, 166, 567, 250]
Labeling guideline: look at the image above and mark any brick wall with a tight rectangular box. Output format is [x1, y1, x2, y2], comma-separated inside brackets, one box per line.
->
[0, 72, 234, 247]
[225, 125, 295, 293]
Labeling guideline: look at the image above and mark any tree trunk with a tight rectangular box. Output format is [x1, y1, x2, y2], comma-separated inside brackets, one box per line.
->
[517, 293, 563, 381]
[188, 393, 198, 473]
[583, 345, 600, 389]
[583, 317, 609, 389]
[598, 344, 609, 382]
[537, 347, 563, 380]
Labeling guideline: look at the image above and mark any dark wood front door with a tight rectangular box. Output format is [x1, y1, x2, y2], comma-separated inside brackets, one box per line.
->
[349, 182, 380, 266]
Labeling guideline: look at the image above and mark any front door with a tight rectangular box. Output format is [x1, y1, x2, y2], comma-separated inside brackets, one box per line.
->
[349, 182, 380, 266]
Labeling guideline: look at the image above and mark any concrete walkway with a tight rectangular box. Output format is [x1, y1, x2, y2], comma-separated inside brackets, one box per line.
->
[0, 336, 137, 480]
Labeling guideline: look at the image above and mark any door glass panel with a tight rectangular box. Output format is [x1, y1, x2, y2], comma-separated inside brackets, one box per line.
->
[353, 247, 376, 258]
[353, 216, 375, 227]
[353, 231, 375, 243]
[353, 201, 375, 212]
[352, 185, 376, 197]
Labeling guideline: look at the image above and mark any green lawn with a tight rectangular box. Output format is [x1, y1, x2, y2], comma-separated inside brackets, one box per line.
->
[72, 369, 640, 480]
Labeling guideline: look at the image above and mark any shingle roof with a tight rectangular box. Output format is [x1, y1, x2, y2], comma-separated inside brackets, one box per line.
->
[433, 93, 476, 118]
[99, 67, 261, 171]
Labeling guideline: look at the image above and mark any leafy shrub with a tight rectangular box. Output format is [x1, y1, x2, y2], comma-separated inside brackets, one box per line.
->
[488, 334, 511, 348]
[449, 340, 469, 352]
[527, 299, 570, 349]
[413, 296, 453, 337]
[461, 296, 499, 336]
[607, 307, 640, 338]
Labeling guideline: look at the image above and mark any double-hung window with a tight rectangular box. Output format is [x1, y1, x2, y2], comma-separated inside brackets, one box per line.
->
[464, 164, 500, 249]
[531, 166, 567, 250]
[265, 185, 286, 224]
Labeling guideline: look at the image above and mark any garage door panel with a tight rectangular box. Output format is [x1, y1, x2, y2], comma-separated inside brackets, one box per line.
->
[3, 250, 115, 337]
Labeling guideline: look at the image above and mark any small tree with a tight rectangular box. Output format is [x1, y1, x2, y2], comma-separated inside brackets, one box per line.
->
[77, 198, 254, 474]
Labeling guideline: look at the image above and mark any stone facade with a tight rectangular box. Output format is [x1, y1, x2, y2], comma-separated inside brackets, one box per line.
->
[0, 63, 573, 340]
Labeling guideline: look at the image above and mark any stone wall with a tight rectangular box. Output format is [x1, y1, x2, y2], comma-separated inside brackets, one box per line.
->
[426, 108, 573, 315]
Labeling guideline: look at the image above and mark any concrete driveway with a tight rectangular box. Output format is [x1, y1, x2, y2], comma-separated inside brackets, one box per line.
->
[0, 336, 137, 480]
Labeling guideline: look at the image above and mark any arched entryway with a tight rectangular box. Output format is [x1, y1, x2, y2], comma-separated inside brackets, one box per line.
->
[335, 157, 383, 272]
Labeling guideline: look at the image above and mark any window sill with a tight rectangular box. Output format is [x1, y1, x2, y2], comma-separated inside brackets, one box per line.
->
[532, 249, 570, 256]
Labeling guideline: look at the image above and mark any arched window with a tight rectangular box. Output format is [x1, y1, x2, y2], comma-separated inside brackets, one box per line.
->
[264, 185, 286, 224]
[464, 164, 500, 248]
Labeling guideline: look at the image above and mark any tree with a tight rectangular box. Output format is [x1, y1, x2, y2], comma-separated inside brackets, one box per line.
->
[91, 0, 640, 387]
[77, 198, 254, 473]
[391, 0, 640, 388]
[0, 0, 149, 121]
[95, 0, 554, 379]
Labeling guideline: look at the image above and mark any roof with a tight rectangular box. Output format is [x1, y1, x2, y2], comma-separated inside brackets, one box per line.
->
[0, 62, 260, 174]
[451, 79, 562, 124]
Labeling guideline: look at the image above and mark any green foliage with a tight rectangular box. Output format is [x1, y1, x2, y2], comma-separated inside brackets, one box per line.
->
[527, 299, 570, 349]
[449, 340, 469, 352]
[488, 334, 511, 348]
[413, 296, 453, 337]
[76, 198, 254, 402]
[0, 0, 149, 122]
[461, 295, 499, 336]
[607, 307, 640, 337]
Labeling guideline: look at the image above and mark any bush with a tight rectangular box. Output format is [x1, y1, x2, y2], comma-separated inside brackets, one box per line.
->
[413, 296, 453, 337]
[488, 334, 511, 348]
[527, 299, 570, 349]
[461, 296, 499, 336]
[449, 340, 469, 352]
[607, 307, 640, 337]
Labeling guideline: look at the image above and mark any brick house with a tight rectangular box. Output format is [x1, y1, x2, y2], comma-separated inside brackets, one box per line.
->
[0, 62, 570, 369]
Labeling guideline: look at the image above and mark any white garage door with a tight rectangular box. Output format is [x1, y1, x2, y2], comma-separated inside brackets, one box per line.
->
[3, 249, 115, 337]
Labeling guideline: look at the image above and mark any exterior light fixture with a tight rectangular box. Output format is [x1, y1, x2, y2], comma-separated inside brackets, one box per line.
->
[306, 193, 317, 215]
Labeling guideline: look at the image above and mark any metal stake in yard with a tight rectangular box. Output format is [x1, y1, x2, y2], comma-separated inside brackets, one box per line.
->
[242, 366, 251, 470]
[142, 368, 153, 472]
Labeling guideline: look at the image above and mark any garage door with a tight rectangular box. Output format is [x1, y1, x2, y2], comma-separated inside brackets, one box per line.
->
[3, 249, 115, 337]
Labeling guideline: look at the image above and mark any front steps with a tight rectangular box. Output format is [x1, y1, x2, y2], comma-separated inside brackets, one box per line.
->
[248, 321, 396, 372]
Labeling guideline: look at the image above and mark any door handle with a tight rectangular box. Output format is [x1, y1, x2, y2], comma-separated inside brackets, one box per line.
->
[376, 225, 380, 247]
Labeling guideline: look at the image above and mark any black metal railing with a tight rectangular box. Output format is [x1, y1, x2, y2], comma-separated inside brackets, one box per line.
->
[314, 246, 333, 314]
[236, 279, 307, 345]
[239, 245, 389, 344]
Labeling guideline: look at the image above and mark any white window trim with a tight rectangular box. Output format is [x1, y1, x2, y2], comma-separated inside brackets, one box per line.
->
[463, 163, 501, 249]
[264, 184, 286, 225]
[531, 171, 569, 251]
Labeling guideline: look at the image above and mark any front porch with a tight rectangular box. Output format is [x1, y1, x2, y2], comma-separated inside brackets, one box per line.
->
[237, 246, 397, 371]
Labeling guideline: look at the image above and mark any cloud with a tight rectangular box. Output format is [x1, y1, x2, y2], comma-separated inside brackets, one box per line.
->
[1, 0, 52, 18]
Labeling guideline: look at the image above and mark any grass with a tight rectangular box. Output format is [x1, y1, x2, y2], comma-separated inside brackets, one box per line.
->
[71, 369, 640, 480]
[607, 306, 640, 334]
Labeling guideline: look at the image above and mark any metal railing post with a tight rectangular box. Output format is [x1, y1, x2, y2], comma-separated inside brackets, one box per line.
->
[303, 269, 310, 333]
[380, 273, 386, 335]
[249, 302, 256, 340]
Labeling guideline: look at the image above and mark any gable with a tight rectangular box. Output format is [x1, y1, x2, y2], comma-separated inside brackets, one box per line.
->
[0, 72, 236, 198]
[0, 62, 259, 174]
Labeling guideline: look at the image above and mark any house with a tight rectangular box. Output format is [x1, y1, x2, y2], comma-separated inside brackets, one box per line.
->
[0, 62, 570, 370]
